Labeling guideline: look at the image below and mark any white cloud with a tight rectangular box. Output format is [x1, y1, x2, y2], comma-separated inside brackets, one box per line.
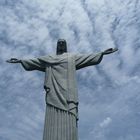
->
[100, 117, 112, 128]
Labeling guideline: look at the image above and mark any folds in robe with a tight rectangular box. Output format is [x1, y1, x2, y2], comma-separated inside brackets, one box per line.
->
[21, 52, 103, 118]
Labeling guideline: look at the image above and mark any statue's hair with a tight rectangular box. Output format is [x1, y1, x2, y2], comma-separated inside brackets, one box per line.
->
[57, 39, 66, 42]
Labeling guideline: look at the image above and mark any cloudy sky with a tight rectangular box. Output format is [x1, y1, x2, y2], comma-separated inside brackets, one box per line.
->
[0, 0, 140, 140]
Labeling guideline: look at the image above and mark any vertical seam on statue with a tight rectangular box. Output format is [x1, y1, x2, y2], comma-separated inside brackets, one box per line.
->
[73, 56, 77, 103]
[67, 53, 70, 111]
[44, 66, 49, 89]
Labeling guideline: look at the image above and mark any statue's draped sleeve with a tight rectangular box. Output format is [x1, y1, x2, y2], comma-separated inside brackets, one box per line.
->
[75, 52, 103, 70]
[21, 57, 46, 72]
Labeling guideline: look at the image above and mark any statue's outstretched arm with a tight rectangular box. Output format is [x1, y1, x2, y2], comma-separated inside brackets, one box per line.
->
[6, 57, 46, 72]
[75, 48, 118, 70]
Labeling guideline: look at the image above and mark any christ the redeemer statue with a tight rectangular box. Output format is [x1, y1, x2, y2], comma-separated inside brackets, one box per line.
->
[7, 39, 118, 140]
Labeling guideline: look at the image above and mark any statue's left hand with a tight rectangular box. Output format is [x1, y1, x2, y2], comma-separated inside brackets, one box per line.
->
[6, 58, 21, 63]
[103, 48, 118, 55]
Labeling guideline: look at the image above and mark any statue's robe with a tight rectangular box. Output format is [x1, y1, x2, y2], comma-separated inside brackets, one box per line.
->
[21, 52, 103, 140]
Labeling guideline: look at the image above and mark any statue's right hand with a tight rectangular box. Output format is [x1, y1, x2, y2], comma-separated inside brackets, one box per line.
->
[6, 58, 21, 63]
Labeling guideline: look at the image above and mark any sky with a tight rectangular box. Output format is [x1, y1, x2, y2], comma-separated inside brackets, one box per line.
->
[0, 0, 140, 140]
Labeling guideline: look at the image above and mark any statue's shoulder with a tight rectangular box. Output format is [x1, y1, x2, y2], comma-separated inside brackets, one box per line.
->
[67, 52, 76, 57]
[39, 55, 48, 58]
[39, 53, 77, 60]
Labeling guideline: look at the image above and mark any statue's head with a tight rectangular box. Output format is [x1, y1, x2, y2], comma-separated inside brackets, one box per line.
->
[56, 39, 67, 55]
